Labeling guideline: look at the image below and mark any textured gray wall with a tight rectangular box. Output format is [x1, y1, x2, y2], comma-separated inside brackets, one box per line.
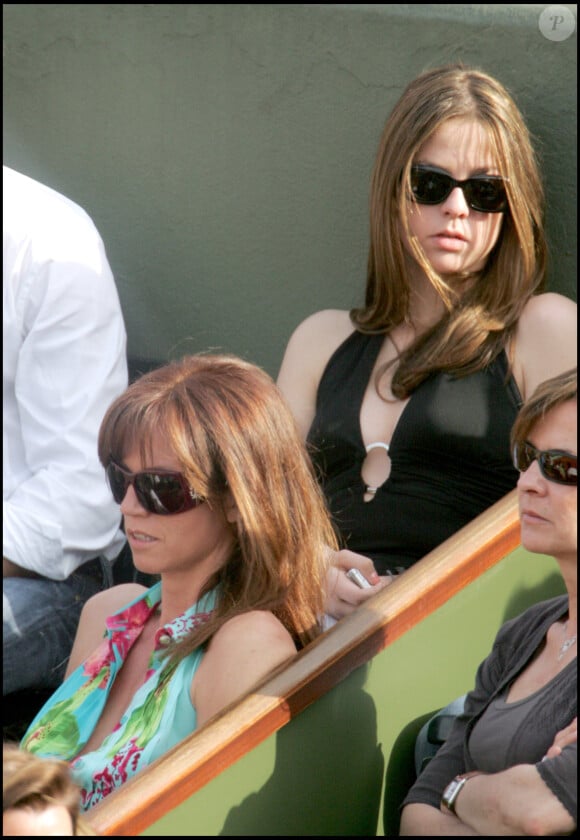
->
[3, 4, 577, 376]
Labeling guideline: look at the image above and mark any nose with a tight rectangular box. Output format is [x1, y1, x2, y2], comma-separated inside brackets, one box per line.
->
[516, 459, 546, 494]
[442, 185, 470, 217]
[120, 483, 147, 516]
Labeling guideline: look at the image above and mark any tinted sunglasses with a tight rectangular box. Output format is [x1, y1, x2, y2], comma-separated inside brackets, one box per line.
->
[106, 460, 204, 514]
[410, 165, 508, 213]
[512, 441, 577, 486]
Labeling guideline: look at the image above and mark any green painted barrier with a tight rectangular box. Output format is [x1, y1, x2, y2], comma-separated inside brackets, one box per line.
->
[135, 547, 562, 836]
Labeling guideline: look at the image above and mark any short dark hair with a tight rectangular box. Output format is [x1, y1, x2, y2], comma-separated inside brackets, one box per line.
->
[511, 368, 577, 450]
[3, 743, 91, 834]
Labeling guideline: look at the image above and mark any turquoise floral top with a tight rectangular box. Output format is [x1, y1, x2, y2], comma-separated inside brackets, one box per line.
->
[21, 581, 217, 811]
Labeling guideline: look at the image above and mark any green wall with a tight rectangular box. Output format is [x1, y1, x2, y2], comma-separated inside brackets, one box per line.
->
[3, 4, 577, 377]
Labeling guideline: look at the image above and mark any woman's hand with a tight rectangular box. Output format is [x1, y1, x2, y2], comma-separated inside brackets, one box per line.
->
[324, 549, 392, 619]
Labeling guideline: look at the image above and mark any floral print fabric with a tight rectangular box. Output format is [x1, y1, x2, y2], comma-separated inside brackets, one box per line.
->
[21, 581, 216, 810]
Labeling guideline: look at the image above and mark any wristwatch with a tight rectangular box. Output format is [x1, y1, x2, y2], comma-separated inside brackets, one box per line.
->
[441, 771, 480, 815]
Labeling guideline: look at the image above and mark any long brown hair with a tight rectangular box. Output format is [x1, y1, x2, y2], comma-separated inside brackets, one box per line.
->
[98, 354, 337, 655]
[351, 62, 546, 398]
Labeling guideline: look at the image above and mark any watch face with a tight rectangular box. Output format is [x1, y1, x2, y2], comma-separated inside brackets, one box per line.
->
[442, 778, 463, 811]
[443, 781, 455, 799]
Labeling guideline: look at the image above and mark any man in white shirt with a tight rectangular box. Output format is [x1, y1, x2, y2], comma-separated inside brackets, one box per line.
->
[3, 166, 129, 695]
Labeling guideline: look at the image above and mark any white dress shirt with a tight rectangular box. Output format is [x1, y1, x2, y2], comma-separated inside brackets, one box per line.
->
[3, 166, 128, 579]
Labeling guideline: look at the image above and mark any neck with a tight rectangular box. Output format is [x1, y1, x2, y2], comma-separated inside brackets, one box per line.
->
[404, 265, 451, 334]
[563, 611, 577, 642]
[157, 565, 221, 626]
[556, 556, 577, 629]
[405, 255, 478, 333]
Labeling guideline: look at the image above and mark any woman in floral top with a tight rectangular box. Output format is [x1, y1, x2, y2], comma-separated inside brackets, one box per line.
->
[21, 354, 338, 810]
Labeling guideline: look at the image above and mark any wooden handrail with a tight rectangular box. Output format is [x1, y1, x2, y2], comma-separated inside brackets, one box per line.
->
[87, 489, 520, 835]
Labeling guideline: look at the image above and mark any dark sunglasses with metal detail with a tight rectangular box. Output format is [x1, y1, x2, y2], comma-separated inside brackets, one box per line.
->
[410, 165, 508, 213]
[106, 460, 204, 514]
[512, 440, 578, 486]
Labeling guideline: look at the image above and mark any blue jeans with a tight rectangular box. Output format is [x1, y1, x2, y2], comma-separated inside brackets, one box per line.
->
[3, 556, 112, 695]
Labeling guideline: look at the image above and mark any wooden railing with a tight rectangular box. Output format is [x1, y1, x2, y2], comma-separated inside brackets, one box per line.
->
[88, 489, 522, 835]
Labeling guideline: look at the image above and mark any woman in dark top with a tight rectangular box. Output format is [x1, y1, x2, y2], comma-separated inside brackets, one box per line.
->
[400, 368, 577, 835]
[277, 64, 577, 617]
[308, 334, 521, 574]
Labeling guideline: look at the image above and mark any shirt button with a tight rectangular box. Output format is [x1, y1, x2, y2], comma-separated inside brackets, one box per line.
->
[157, 632, 172, 646]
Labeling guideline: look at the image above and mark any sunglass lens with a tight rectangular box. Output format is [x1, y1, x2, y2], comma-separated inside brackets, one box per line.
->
[514, 442, 578, 485]
[541, 453, 578, 485]
[136, 474, 187, 514]
[107, 462, 128, 504]
[411, 169, 448, 204]
[466, 179, 507, 213]
[513, 441, 531, 472]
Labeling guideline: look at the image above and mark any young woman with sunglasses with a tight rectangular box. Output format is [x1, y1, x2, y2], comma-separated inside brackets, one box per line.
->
[277, 63, 577, 621]
[20, 354, 337, 810]
[400, 367, 577, 835]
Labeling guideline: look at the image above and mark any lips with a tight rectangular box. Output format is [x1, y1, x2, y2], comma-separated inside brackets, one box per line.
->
[520, 509, 547, 523]
[435, 229, 468, 241]
[127, 529, 157, 543]
[430, 229, 468, 253]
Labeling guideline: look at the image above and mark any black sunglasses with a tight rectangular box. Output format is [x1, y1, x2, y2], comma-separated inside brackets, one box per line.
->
[512, 441, 578, 486]
[410, 165, 508, 213]
[106, 460, 204, 515]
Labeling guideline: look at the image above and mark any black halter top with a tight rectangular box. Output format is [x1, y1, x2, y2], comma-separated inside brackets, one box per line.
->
[307, 331, 522, 574]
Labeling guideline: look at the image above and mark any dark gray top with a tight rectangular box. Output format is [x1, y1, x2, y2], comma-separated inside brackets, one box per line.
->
[468, 671, 570, 772]
[403, 595, 577, 823]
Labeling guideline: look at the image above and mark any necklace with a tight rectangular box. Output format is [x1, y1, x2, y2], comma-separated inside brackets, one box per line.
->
[558, 623, 577, 661]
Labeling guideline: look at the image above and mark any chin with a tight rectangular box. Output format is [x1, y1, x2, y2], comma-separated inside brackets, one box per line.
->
[520, 526, 547, 555]
[434, 259, 480, 276]
[130, 552, 161, 575]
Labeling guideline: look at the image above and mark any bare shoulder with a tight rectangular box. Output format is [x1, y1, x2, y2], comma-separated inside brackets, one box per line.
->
[210, 609, 296, 654]
[520, 292, 577, 328]
[282, 308, 355, 352]
[513, 293, 577, 400]
[192, 611, 297, 726]
[277, 309, 355, 436]
[81, 583, 148, 624]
